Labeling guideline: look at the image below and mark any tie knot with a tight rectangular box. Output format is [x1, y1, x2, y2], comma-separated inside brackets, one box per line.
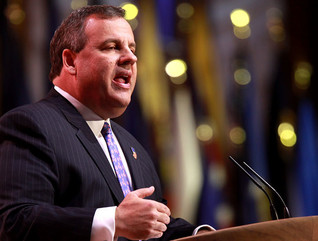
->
[101, 122, 112, 136]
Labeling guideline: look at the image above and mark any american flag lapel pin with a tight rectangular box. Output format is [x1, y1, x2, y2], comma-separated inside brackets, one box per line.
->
[130, 147, 137, 159]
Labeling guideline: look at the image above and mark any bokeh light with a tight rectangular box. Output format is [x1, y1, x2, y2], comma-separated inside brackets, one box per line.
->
[170, 73, 188, 85]
[266, 8, 286, 42]
[121, 3, 139, 20]
[165, 59, 187, 78]
[278, 122, 297, 147]
[230, 9, 250, 27]
[233, 25, 251, 39]
[71, 0, 88, 10]
[176, 3, 194, 19]
[196, 124, 214, 142]
[229, 126, 246, 145]
[234, 68, 251, 85]
[278, 122, 293, 136]
[294, 61, 312, 90]
[5, 4, 25, 25]
[231, 9, 251, 39]
[268, 25, 285, 42]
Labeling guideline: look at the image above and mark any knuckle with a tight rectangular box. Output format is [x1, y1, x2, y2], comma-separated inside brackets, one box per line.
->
[144, 229, 152, 236]
[144, 220, 156, 230]
[149, 211, 158, 220]
[143, 201, 153, 211]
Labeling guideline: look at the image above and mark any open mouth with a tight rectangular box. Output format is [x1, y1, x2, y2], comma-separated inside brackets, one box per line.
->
[114, 75, 129, 84]
[113, 71, 132, 89]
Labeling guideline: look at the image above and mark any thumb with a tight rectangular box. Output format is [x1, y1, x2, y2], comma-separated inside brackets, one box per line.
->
[132, 186, 155, 199]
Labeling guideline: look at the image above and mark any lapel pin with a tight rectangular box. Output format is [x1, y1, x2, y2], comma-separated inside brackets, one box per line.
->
[130, 147, 137, 159]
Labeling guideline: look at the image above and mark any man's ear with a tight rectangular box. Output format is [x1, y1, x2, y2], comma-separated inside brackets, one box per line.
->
[62, 49, 77, 75]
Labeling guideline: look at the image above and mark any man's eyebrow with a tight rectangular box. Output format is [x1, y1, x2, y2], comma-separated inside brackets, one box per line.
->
[100, 39, 136, 48]
[101, 39, 119, 45]
[129, 42, 136, 49]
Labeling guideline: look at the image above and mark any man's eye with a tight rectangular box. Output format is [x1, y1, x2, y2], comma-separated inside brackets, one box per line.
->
[102, 44, 117, 50]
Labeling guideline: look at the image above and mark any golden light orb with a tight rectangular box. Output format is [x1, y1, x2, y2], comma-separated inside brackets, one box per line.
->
[121, 3, 139, 20]
[165, 59, 187, 78]
[170, 73, 188, 85]
[230, 9, 250, 27]
[229, 126, 246, 145]
[278, 122, 294, 136]
[233, 25, 251, 39]
[5, 4, 25, 25]
[71, 0, 88, 10]
[278, 122, 297, 147]
[196, 124, 214, 142]
[176, 3, 194, 19]
[294, 61, 312, 90]
[234, 68, 251, 85]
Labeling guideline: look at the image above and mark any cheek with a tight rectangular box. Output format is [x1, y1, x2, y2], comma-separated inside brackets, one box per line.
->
[77, 59, 97, 78]
[98, 59, 116, 77]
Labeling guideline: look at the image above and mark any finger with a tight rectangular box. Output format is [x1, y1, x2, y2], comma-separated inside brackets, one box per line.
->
[148, 230, 164, 239]
[156, 212, 170, 225]
[154, 221, 168, 233]
[156, 202, 171, 216]
[132, 186, 155, 199]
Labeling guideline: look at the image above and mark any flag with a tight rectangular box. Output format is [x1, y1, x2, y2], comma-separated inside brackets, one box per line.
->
[293, 99, 318, 216]
[186, 1, 231, 228]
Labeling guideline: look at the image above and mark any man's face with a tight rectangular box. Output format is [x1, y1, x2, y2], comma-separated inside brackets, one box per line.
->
[74, 16, 137, 119]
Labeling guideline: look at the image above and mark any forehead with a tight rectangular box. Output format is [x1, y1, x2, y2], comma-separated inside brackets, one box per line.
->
[84, 16, 135, 42]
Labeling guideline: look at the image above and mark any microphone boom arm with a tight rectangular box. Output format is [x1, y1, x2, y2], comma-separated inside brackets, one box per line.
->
[242, 161, 291, 218]
[229, 156, 279, 220]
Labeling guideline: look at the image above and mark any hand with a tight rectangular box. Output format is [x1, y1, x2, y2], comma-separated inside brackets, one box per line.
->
[115, 186, 171, 240]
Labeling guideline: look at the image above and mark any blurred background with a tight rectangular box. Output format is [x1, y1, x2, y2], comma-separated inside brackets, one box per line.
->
[1, 0, 318, 230]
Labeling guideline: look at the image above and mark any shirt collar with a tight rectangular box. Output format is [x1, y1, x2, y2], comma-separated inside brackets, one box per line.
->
[54, 86, 110, 137]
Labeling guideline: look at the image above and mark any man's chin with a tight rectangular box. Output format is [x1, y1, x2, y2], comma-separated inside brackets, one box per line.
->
[110, 108, 127, 119]
[107, 103, 130, 119]
[97, 96, 132, 119]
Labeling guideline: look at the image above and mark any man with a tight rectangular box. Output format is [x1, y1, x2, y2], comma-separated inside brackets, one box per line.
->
[0, 5, 210, 241]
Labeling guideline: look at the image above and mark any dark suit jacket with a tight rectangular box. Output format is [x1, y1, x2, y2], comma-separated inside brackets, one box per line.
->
[0, 89, 195, 241]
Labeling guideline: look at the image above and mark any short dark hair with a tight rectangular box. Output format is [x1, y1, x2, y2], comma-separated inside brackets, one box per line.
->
[49, 5, 125, 81]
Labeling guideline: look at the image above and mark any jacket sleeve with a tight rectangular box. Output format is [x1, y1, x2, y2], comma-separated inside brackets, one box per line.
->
[0, 109, 95, 241]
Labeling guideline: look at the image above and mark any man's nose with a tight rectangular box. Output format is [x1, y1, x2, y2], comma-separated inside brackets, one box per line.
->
[119, 48, 138, 66]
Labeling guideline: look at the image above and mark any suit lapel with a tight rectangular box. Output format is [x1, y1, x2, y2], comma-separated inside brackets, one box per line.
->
[76, 129, 124, 202]
[48, 89, 124, 203]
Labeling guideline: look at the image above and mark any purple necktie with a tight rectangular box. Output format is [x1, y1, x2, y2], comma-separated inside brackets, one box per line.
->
[101, 122, 132, 197]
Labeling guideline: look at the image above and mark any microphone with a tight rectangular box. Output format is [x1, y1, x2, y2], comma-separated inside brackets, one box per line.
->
[229, 156, 290, 220]
[242, 160, 291, 219]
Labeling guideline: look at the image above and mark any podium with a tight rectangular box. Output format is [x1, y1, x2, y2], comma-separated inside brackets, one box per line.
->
[173, 216, 318, 241]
